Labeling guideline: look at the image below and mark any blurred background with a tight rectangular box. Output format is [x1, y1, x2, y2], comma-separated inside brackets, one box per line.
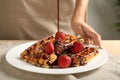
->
[87, 0, 120, 39]
[0, 0, 120, 40]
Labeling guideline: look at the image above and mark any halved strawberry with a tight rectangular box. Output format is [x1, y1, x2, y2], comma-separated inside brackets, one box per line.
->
[58, 55, 72, 68]
[72, 41, 84, 53]
[44, 42, 54, 55]
[55, 32, 65, 42]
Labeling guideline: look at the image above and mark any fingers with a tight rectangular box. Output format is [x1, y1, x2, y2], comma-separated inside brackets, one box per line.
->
[93, 34, 103, 49]
[72, 23, 98, 46]
[88, 30, 103, 48]
[71, 19, 103, 48]
[72, 24, 91, 45]
[81, 22, 103, 48]
[82, 35, 90, 44]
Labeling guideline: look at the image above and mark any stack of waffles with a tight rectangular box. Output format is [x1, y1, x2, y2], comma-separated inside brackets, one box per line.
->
[20, 32, 98, 68]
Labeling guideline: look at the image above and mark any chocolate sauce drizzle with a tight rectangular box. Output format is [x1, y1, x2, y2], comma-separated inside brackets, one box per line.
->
[57, 0, 60, 32]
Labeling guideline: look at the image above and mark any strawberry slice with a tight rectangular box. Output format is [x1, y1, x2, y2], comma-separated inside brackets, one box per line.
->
[72, 41, 84, 53]
[58, 55, 72, 68]
[55, 32, 65, 42]
[44, 42, 54, 54]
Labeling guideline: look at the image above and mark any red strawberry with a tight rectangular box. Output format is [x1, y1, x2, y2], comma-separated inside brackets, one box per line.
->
[72, 41, 84, 53]
[58, 55, 72, 68]
[44, 42, 54, 54]
[55, 32, 65, 42]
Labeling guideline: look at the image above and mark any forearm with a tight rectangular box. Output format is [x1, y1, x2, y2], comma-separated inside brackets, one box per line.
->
[73, 0, 89, 20]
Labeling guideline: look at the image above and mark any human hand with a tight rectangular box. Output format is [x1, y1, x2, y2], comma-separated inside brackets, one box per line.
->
[71, 16, 102, 48]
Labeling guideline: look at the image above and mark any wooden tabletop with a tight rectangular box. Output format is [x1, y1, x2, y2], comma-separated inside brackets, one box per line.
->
[102, 40, 120, 56]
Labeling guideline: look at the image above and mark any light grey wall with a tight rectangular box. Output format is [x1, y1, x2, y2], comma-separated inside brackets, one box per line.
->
[87, 0, 120, 40]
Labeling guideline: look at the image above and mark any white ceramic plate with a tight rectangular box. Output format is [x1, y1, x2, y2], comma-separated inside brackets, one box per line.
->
[5, 41, 108, 75]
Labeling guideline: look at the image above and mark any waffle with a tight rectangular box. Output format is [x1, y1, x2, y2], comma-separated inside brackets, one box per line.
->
[71, 47, 98, 66]
[20, 34, 98, 68]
